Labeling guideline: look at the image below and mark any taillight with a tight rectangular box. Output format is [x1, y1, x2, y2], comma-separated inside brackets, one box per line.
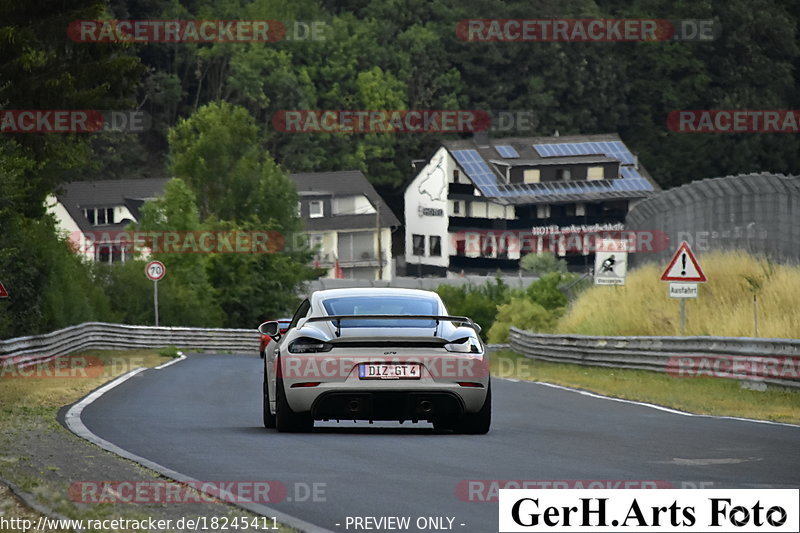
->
[290, 382, 321, 388]
[288, 337, 334, 353]
[445, 337, 481, 353]
[457, 382, 484, 388]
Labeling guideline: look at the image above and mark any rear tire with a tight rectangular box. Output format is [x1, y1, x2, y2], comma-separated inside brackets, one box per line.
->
[454, 383, 491, 434]
[275, 374, 314, 433]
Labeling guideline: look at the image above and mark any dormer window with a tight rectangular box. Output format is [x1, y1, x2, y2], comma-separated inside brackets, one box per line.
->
[557, 168, 571, 181]
[83, 207, 114, 226]
[309, 200, 324, 218]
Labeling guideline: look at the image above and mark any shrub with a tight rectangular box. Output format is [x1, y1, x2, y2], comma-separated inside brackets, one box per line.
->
[436, 278, 512, 339]
[519, 252, 568, 276]
[487, 298, 561, 343]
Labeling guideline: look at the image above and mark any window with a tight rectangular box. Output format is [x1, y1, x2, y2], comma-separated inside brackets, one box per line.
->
[322, 296, 438, 328]
[429, 236, 441, 256]
[308, 234, 323, 250]
[453, 169, 460, 183]
[523, 169, 540, 184]
[587, 166, 604, 180]
[96, 244, 124, 263]
[557, 168, 572, 181]
[83, 207, 114, 226]
[288, 299, 311, 330]
[453, 201, 460, 214]
[296, 202, 301, 216]
[412, 234, 425, 255]
[338, 231, 374, 261]
[309, 200, 324, 218]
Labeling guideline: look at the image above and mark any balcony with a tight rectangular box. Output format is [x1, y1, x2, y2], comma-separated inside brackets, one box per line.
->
[313, 252, 380, 268]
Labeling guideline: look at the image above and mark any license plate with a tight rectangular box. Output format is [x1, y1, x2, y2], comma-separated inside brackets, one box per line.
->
[359, 363, 420, 380]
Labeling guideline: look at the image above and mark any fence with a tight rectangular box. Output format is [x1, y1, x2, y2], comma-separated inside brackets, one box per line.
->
[0, 322, 259, 368]
[4, 323, 798, 389]
[509, 327, 800, 388]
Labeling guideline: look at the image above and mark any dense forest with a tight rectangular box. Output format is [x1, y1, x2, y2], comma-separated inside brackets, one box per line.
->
[1, 0, 799, 337]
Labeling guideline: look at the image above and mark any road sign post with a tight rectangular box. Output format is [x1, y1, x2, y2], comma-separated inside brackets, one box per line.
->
[660, 242, 707, 335]
[145, 261, 166, 326]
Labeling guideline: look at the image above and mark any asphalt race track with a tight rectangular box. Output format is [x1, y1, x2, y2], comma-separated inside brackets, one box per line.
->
[76, 353, 800, 532]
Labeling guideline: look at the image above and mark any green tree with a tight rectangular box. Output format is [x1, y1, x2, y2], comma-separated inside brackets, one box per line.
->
[127, 178, 225, 327]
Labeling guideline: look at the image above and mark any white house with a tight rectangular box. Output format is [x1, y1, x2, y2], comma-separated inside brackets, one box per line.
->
[404, 133, 660, 276]
[47, 178, 169, 263]
[291, 170, 400, 281]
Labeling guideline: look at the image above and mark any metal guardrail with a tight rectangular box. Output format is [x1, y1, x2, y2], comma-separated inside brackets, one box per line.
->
[0, 322, 259, 368]
[509, 327, 800, 389]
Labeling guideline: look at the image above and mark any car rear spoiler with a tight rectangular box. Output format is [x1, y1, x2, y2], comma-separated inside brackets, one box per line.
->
[304, 314, 480, 337]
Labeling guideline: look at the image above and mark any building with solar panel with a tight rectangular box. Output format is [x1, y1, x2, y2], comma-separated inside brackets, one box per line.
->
[403, 133, 660, 276]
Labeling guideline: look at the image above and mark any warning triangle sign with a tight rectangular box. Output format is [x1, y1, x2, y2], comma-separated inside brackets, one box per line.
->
[0, 282, 8, 298]
[661, 242, 707, 282]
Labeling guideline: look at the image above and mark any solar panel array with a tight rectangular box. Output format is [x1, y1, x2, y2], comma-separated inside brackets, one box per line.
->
[495, 178, 654, 198]
[533, 141, 635, 164]
[451, 141, 653, 199]
[495, 145, 519, 158]
[451, 149, 502, 196]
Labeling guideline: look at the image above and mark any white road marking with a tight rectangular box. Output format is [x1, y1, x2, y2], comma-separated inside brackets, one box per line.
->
[64, 361, 332, 533]
[498, 377, 800, 428]
[154, 353, 186, 370]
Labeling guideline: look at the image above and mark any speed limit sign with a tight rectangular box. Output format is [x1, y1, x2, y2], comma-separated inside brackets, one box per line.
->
[145, 260, 166, 281]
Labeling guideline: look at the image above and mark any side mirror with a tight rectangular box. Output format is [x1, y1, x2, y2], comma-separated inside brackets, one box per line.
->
[258, 321, 281, 340]
[473, 323, 482, 334]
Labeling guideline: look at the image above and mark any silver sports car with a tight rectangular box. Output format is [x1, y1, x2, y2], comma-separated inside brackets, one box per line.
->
[258, 288, 491, 433]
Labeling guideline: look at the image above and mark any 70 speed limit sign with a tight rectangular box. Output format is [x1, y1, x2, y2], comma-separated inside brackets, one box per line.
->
[145, 261, 166, 281]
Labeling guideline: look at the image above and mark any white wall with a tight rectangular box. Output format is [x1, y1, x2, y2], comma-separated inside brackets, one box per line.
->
[45, 195, 93, 261]
[404, 146, 451, 269]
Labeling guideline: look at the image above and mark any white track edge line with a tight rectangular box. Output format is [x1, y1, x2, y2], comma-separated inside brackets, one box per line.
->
[498, 377, 800, 428]
[154, 353, 186, 370]
[64, 366, 333, 533]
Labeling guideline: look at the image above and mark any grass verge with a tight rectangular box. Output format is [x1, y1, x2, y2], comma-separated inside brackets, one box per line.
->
[0, 349, 295, 532]
[491, 349, 800, 424]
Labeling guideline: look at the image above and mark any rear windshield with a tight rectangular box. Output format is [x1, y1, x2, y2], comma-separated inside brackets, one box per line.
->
[321, 296, 439, 328]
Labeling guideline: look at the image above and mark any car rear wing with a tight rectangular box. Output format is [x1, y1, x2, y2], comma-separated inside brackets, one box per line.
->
[304, 314, 481, 337]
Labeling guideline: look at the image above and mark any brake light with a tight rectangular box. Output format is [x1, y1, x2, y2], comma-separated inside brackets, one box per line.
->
[445, 337, 481, 353]
[288, 337, 334, 353]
